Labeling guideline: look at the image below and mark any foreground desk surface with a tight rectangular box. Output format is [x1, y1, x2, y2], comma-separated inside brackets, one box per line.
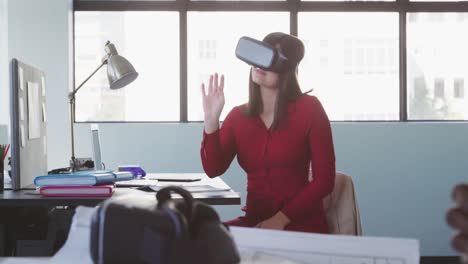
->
[0, 174, 241, 206]
[0, 205, 452, 264]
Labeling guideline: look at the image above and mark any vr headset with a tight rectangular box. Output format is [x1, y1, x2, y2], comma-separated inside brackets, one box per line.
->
[235, 36, 289, 73]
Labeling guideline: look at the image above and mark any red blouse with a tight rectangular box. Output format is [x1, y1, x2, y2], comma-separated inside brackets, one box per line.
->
[200, 95, 336, 233]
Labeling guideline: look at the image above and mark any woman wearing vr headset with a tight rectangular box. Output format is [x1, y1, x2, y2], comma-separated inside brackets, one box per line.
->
[200, 32, 336, 233]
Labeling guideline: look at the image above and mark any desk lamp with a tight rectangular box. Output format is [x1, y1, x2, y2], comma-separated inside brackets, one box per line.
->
[69, 41, 138, 171]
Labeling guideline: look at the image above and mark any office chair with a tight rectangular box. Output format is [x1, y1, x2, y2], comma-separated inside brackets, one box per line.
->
[322, 171, 363, 235]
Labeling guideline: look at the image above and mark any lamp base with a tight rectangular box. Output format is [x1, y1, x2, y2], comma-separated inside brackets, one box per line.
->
[69, 157, 95, 172]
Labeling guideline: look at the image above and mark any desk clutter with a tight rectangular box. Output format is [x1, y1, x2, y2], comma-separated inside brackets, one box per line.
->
[33, 170, 133, 197]
[32, 171, 230, 198]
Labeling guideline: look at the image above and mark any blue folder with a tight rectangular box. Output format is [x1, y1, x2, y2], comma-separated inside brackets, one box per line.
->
[34, 170, 134, 187]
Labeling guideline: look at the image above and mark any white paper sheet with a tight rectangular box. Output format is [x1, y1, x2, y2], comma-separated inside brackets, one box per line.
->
[115, 179, 159, 187]
[231, 227, 420, 264]
[27, 82, 41, 139]
[20, 124, 25, 148]
[41, 75, 46, 97]
[19, 98, 25, 121]
[18, 67, 24, 91]
[150, 184, 230, 193]
[241, 250, 304, 264]
[42, 103, 47, 122]
[146, 173, 203, 181]
[43, 136, 47, 155]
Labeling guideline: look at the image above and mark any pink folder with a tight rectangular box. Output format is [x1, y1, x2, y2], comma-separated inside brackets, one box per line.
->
[39, 185, 114, 197]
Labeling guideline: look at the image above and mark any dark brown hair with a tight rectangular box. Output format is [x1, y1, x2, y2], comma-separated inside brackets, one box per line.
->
[244, 32, 306, 130]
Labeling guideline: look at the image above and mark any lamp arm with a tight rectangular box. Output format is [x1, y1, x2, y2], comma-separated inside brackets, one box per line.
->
[69, 60, 106, 171]
[69, 60, 107, 101]
[70, 97, 76, 169]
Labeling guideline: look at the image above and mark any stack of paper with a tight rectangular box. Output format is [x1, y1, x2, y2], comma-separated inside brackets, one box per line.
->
[115, 178, 158, 187]
[230, 227, 420, 264]
[148, 181, 233, 198]
[149, 184, 230, 193]
[146, 173, 202, 182]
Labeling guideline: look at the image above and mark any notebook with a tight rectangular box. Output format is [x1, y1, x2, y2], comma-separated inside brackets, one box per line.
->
[34, 170, 134, 187]
[40, 185, 114, 197]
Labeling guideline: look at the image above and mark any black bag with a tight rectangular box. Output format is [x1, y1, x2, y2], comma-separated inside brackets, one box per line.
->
[90, 186, 240, 264]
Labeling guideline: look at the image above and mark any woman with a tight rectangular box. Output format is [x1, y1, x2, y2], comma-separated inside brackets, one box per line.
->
[200, 32, 336, 233]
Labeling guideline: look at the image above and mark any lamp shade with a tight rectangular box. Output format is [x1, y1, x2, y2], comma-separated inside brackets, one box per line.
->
[105, 42, 138, 90]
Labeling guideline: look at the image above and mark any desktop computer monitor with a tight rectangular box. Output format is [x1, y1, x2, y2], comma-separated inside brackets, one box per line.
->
[10, 59, 48, 190]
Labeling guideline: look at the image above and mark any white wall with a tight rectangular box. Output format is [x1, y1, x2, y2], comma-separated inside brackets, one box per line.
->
[0, 0, 8, 144]
[5, 0, 468, 256]
[8, 0, 72, 169]
[73, 121, 468, 257]
[0, 0, 8, 128]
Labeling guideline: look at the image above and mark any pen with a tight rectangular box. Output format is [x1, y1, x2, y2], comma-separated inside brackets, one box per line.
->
[1, 144, 10, 161]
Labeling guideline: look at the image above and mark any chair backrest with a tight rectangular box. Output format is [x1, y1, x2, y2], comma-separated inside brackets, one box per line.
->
[322, 171, 362, 235]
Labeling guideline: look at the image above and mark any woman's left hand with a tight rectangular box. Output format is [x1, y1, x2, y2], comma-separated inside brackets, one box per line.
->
[256, 211, 291, 230]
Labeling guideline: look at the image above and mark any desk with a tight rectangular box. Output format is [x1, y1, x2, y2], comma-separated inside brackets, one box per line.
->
[0, 206, 450, 264]
[0, 174, 240, 256]
[0, 175, 241, 206]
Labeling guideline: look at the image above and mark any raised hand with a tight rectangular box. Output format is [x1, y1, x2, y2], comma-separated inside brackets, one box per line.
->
[202, 73, 225, 134]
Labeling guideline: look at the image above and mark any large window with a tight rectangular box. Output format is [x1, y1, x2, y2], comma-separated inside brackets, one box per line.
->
[407, 13, 468, 120]
[75, 11, 179, 122]
[74, 0, 468, 122]
[187, 12, 289, 121]
[299, 12, 399, 121]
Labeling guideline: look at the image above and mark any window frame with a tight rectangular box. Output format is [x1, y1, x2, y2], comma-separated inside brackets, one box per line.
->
[73, 0, 468, 123]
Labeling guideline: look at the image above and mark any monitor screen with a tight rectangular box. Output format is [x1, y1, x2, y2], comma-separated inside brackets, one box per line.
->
[10, 59, 48, 190]
[91, 124, 103, 170]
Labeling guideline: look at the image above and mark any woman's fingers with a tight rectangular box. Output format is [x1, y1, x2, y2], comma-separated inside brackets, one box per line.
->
[447, 208, 468, 234]
[201, 83, 206, 97]
[208, 75, 214, 95]
[219, 74, 224, 93]
[214, 73, 219, 91]
[453, 184, 468, 213]
[204, 73, 224, 95]
[452, 233, 468, 254]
